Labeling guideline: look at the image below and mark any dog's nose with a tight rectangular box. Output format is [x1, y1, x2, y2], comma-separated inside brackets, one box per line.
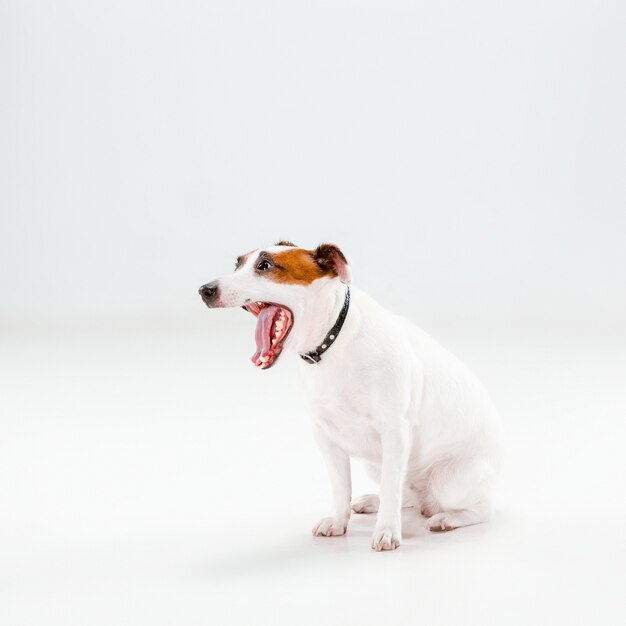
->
[199, 282, 218, 301]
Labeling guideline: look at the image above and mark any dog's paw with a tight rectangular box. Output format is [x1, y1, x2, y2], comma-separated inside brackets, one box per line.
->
[426, 512, 456, 532]
[371, 525, 401, 551]
[351, 494, 379, 514]
[312, 517, 347, 537]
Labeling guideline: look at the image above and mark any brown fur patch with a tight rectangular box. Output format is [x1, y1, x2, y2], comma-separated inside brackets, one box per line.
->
[274, 240, 297, 247]
[262, 248, 335, 285]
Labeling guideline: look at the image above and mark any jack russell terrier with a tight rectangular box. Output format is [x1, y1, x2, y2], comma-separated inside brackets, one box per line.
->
[199, 242, 502, 551]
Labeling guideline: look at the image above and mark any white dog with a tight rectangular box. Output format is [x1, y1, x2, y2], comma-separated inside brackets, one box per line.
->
[199, 242, 501, 551]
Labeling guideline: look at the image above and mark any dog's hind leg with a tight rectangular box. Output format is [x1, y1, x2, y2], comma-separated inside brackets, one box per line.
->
[424, 457, 496, 532]
[351, 488, 425, 514]
[351, 464, 423, 514]
[351, 493, 379, 514]
[351, 463, 379, 513]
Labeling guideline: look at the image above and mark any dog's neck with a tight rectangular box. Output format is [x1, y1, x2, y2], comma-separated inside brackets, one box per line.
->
[286, 279, 349, 355]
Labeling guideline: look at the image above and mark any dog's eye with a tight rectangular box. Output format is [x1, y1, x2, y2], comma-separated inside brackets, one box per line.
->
[257, 260, 272, 272]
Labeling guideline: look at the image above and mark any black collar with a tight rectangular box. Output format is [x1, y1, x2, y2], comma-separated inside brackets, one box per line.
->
[300, 287, 350, 364]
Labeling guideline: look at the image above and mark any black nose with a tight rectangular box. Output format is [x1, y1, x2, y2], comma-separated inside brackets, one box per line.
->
[199, 282, 218, 301]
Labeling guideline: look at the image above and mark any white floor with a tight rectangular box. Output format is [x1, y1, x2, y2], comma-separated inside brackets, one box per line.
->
[1, 313, 625, 625]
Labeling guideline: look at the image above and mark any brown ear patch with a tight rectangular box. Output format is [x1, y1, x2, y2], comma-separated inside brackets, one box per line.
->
[314, 244, 347, 272]
[314, 244, 351, 284]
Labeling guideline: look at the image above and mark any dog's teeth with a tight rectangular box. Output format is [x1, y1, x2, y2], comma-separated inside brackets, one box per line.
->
[260, 355, 269, 362]
[272, 339, 277, 345]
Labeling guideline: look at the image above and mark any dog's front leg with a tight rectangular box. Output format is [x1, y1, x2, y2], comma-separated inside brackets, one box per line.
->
[311, 424, 351, 537]
[372, 425, 410, 551]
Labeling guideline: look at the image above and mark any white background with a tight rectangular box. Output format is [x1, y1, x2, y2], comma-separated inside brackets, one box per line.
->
[1, 1, 625, 625]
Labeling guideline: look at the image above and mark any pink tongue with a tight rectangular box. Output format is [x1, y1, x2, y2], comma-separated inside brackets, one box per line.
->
[252, 305, 279, 363]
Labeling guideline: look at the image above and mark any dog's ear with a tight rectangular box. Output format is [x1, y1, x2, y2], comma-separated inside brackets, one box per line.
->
[314, 244, 351, 284]
[275, 240, 297, 247]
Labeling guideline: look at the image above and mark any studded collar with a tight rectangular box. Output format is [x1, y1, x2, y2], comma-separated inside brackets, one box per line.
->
[300, 287, 350, 364]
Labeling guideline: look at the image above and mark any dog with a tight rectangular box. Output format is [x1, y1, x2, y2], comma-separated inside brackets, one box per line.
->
[199, 242, 502, 551]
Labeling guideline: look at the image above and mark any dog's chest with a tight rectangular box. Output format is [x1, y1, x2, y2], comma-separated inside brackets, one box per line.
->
[301, 365, 383, 459]
[316, 407, 381, 459]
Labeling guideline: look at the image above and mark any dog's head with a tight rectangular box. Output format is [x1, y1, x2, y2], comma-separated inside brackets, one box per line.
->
[199, 242, 351, 369]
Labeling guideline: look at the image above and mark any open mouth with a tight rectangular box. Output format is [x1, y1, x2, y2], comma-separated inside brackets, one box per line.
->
[243, 302, 294, 369]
